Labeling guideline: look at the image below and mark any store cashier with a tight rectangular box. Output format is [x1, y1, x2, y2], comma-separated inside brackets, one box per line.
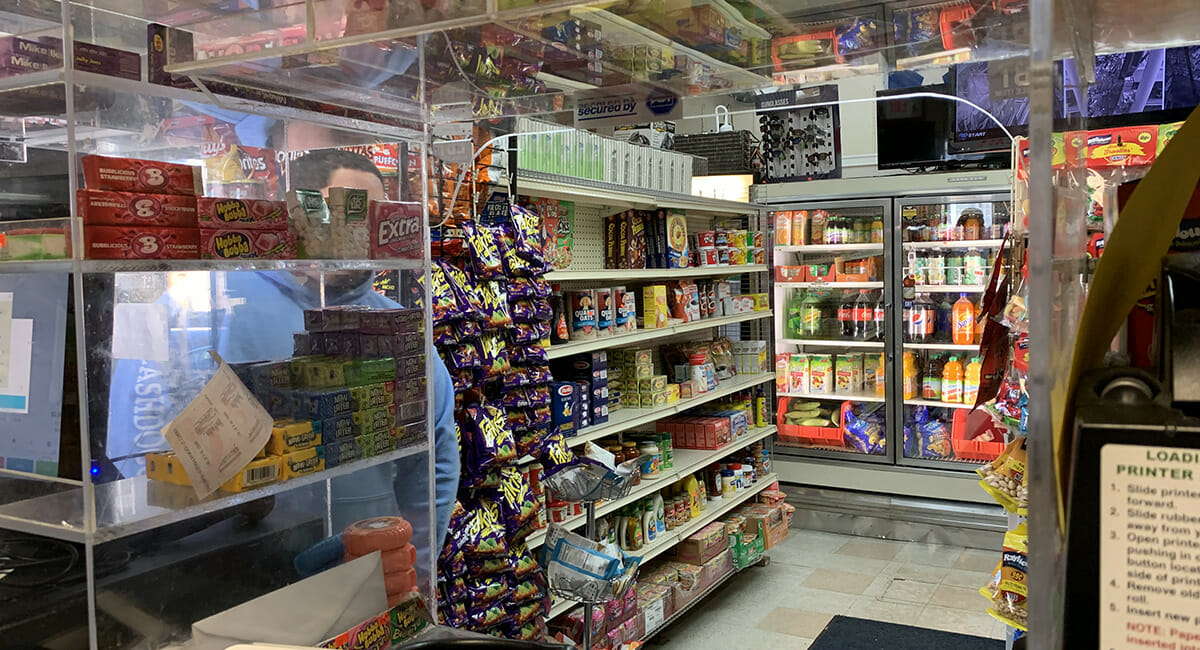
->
[106, 149, 458, 568]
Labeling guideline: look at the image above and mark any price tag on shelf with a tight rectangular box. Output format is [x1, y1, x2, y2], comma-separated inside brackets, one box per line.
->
[643, 597, 665, 633]
[162, 355, 272, 499]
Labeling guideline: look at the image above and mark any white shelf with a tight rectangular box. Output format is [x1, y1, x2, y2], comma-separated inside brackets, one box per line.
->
[915, 285, 987, 293]
[780, 338, 884, 349]
[545, 265, 766, 282]
[547, 311, 772, 359]
[775, 281, 883, 290]
[905, 398, 979, 410]
[780, 391, 885, 403]
[560, 373, 775, 450]
[906, 342, 981, 351]
[525, 429, 777, 550]
[775, 243, 883, 254]
[517, 169, 758, 216]
[902, 239, 1006, 250]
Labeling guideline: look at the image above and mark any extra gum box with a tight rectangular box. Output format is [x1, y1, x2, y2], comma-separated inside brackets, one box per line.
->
[83, 225, 200, 259]
[197, 197, 289, 229]
[369, 200, 423, 259]
[78, 189, 197, 227]
[82, 155, 201, 196]
[200, 228, 297, 260]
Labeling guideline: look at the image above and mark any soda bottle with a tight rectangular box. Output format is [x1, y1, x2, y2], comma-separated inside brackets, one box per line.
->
[932, 295, 950, 342]
[838, 290, 855, 339]
[901, 274, 916, 342]
[799, 290, 822, 338]
[964, 356, 982, 406]
[922, 353, 942, 400]
[873, 291, 886, 342]
[854, 289, 873, 340]
[909, 293, 934, 343]
[942, 356, 963, 403]
[952, 293, 976, 345]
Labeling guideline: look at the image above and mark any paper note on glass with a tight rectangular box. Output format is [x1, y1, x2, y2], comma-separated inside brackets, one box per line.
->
[162, 360, 272, 499]
[0, 292, 12, 389]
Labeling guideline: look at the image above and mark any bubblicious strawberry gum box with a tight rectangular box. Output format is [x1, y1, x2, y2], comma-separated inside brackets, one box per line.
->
[369, 200, 423, 259]
[200, 228, 298, 259]
[81, 155, 202, 196]
[77, 189, 198, 228]
[197, 197, 289, 230]
[84, 226, 200, 259]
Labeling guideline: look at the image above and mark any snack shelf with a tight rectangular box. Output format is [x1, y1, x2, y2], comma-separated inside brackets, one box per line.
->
[902, 239, 1006, 250]
[0, 70, 423, 142]
[516, 170, 759, 216]
[546, 311, 773, 359]
[779, 338, 884, 349]
[779, 391, 885, 403]
[905, 398, 977, 410]
[561, 372, 775, 450]
[906, 342, 981, 352]
[0, 441, 430, 544]
[774, 243, 883, 254]
[915, 284, 988, 293]
[775, 281, 883, 289]
[76, 258, 426, 274]
[545, 265, 767, 282]
[566, 6, 770, 90]
[543, 472, 778, 618]
[525, 428, 777, 550]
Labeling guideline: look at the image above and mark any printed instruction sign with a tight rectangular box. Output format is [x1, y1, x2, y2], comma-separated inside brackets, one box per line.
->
[162, 360, 272, 499]
[1100, 444, 1200, 650]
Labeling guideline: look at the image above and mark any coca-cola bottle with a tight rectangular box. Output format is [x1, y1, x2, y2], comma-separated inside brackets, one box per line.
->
[873, 291, 886, 342]
[838, 290, 855, 339]
[854, 289, 873, 340]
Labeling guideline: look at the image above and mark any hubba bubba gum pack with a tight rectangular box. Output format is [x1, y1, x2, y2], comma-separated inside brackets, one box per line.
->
[197, 196, 297, 259]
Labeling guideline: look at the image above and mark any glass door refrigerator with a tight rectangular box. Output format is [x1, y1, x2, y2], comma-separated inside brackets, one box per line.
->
[772, 198, 895, 463]
[892, 192, 1012, 471]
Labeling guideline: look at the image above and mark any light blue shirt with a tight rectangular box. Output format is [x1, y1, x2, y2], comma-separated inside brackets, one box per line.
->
[106, 270, 458, 560]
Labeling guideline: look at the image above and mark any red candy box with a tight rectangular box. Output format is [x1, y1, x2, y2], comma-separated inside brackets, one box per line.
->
[200, 228, 297, 259]
[77, 189, 197, 228]
[84, 225, 200, 259]
[197, 197, 289, 230]
[81, 155, 201, 196]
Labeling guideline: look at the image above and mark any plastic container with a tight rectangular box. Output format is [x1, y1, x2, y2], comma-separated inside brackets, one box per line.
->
[777, 399, 852, 447]
[950, 409, 1006, 461]
[639, 440, 661, 478]
[952, 294, 975, 345]
[942, 357, 964, 404]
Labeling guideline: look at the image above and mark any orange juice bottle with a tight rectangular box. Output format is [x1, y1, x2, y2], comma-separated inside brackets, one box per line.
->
[875, 353, 886, 397]
[942, 356, 963, 403]
[964, 356, 982, 405]
[902, 352, 919, 400]
[952, 294, 975, 345]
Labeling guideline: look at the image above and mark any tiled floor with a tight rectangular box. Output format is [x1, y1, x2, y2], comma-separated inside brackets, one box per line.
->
[653, 529, 1005, 650]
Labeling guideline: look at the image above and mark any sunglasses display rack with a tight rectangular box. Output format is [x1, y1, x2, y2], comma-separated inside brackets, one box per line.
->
[757, 87, 843, 183]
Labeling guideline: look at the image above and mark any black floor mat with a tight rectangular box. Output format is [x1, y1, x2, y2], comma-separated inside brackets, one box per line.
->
[810, 615, 1005, 650]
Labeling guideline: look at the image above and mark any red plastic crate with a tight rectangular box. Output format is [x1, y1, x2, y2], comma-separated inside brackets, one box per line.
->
[950, 408, 1006, 461]
[777, 399, 852, 447]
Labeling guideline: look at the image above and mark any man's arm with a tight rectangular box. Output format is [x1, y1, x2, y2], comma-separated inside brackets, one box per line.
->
[430, 356, 460, 550]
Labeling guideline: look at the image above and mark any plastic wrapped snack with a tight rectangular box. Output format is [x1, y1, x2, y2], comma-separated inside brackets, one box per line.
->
[287, 189, 334, 258]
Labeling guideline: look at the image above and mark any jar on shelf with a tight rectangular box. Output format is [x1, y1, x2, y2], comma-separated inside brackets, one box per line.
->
[638, 440, 661, 478]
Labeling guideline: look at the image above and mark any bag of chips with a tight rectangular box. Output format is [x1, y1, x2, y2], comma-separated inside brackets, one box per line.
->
[498, 466, 541, 535]
[462, 221, 504, 279]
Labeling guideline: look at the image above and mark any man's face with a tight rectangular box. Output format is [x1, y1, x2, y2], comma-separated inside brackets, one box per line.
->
[324, 168, 385, 202]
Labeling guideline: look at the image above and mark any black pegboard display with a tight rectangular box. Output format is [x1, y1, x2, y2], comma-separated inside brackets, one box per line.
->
[756, 85, 843, 183]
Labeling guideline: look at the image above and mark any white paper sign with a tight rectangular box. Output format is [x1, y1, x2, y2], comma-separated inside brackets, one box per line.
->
[0, 292, 12, 389]
[1100, 444, 1200, 650]
[111, 303, 170, 362]
[0, 319, 32, 414]
[162, 360, 273, 499]
[643, 597, 665, 634]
